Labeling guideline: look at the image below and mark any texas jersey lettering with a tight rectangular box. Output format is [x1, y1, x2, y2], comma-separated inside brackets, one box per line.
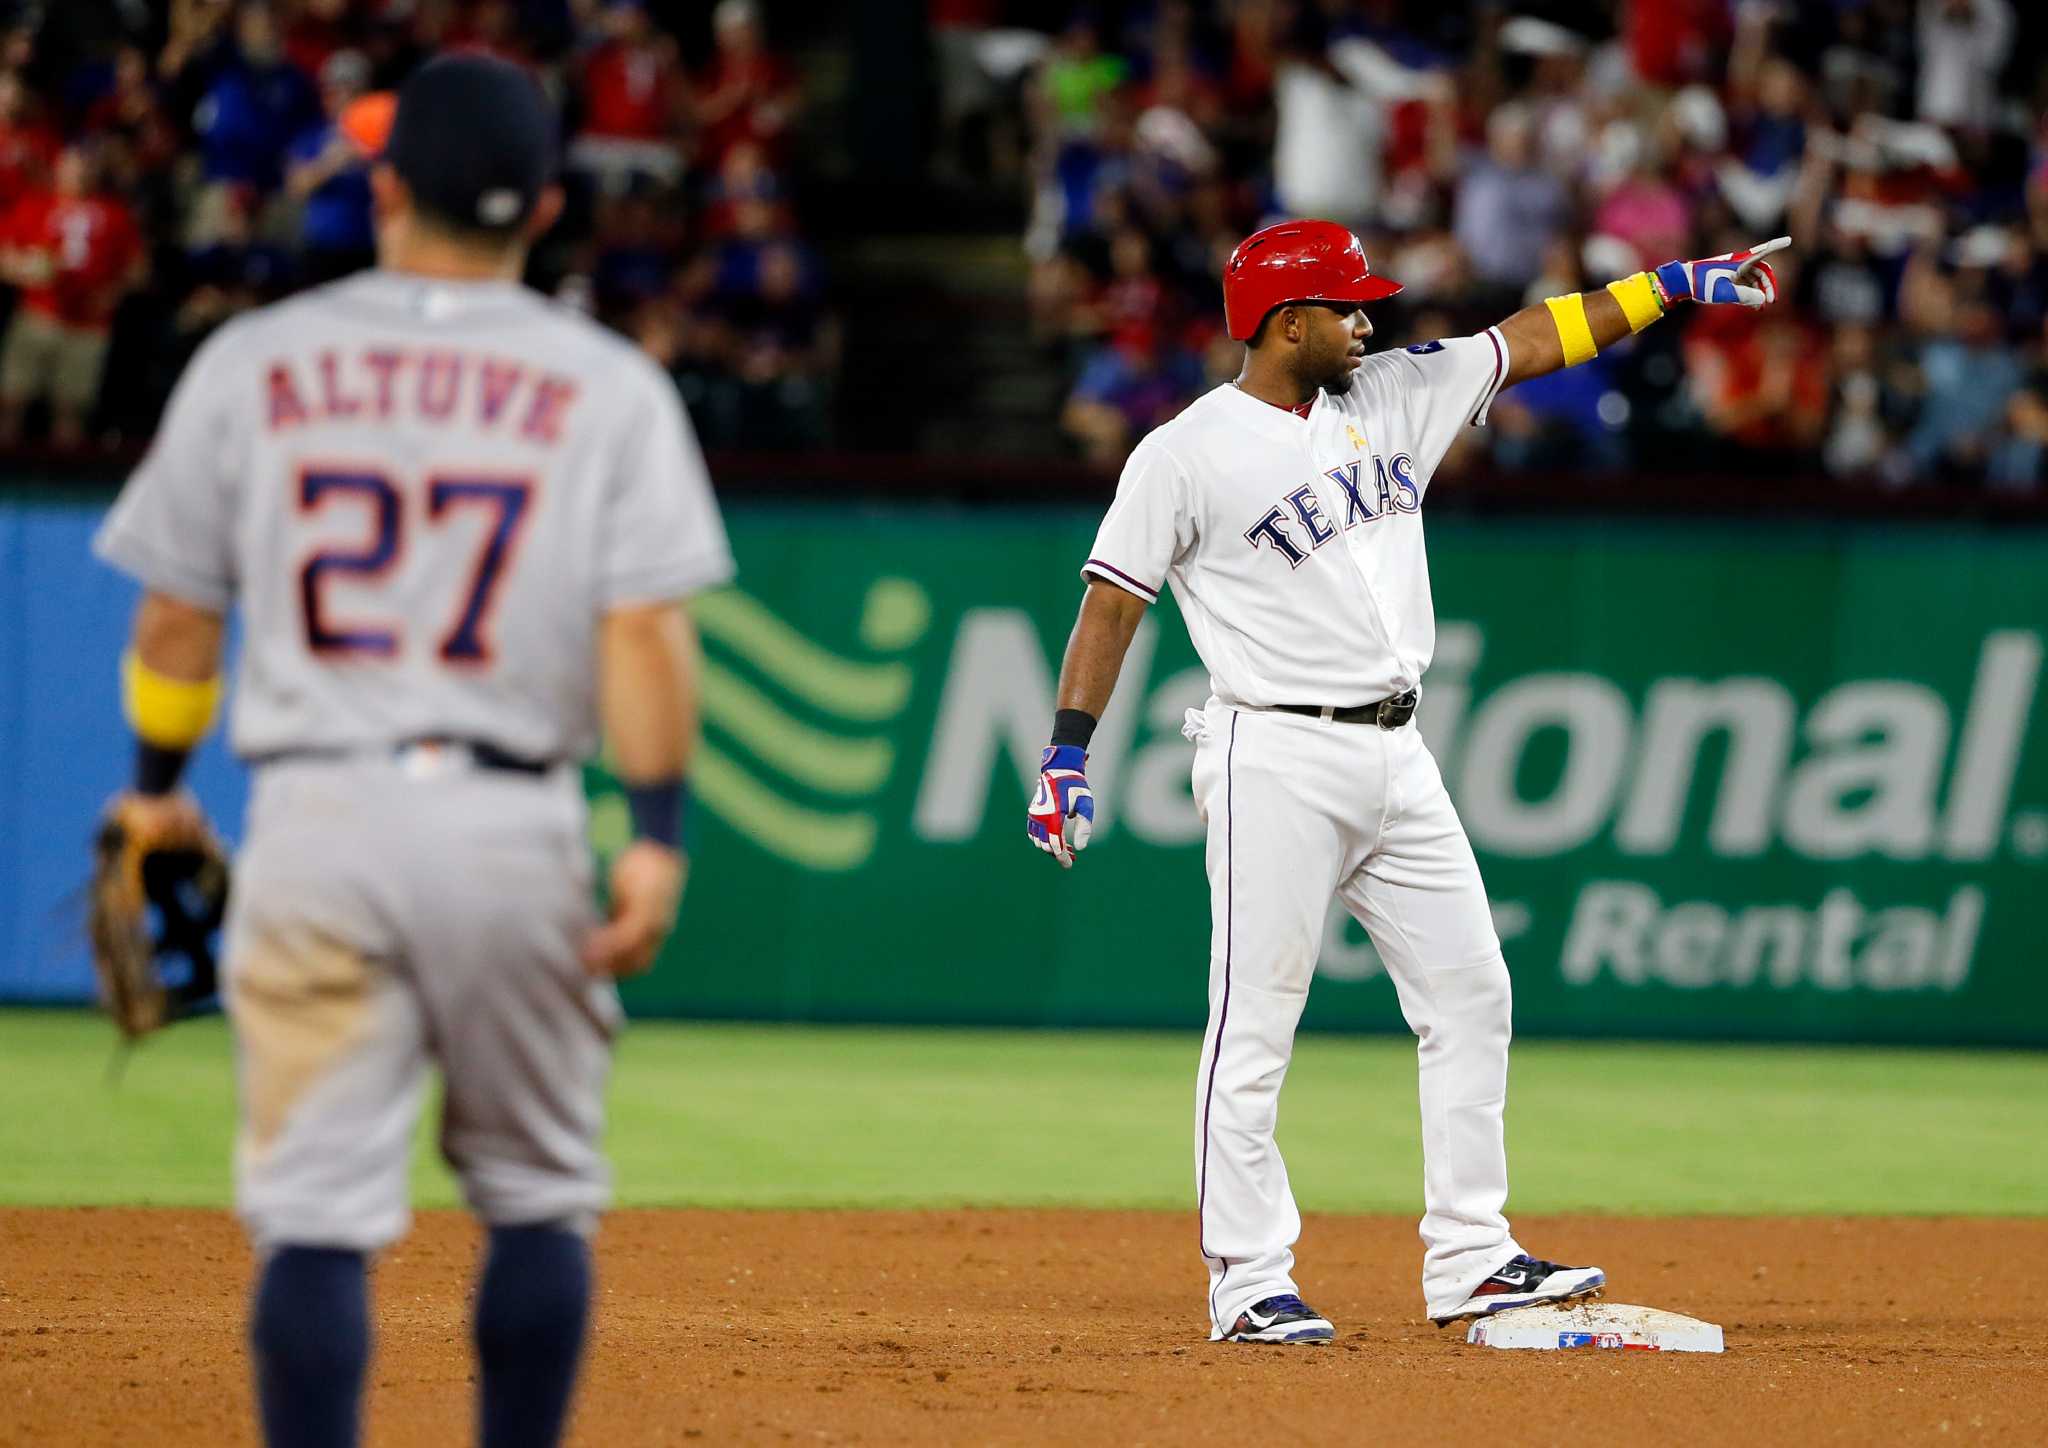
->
[1243, 450, 1421, 568]
[1083, 327, 1505, 707]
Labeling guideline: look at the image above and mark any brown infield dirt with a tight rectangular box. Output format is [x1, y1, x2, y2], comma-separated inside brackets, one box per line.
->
[2, 1210, 2043, 1447]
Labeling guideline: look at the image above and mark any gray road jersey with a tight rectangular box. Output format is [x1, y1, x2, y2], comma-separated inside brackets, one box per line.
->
[94, 269, 733, 762]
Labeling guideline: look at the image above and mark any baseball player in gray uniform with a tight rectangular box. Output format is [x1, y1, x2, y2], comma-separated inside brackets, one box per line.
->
[93, 57, 730, 1447]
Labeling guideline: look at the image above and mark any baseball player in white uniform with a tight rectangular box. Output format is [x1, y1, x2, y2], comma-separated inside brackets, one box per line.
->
[93, 57, 731, 1444]
[1028, 219, 1787, 1342]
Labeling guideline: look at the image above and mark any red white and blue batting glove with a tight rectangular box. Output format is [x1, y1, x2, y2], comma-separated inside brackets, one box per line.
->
[1654, 235, 1790, 311]
[1027, 744, 1094, 869]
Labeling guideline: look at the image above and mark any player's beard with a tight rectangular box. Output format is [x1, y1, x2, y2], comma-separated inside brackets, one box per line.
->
[1311, 331, 1358, 396]
[1318, 350, 1357, 396]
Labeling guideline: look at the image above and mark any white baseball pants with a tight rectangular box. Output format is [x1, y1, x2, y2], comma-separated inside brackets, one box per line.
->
[1186, 701, 1525, 1331]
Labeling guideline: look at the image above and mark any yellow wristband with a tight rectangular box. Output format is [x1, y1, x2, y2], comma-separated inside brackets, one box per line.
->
[1544, 292, 1598, 367]
[1606, 272, 1665, 333]
[122, 651, 223, 749]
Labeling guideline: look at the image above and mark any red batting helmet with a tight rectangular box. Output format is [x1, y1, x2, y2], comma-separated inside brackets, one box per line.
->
[1222, 220, 1403, 342]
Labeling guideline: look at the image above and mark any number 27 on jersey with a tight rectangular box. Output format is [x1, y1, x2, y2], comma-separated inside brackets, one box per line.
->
[296, 465, 532, 667]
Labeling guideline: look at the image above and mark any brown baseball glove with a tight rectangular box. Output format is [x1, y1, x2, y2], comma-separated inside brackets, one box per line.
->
[87, 795, 230, 1039]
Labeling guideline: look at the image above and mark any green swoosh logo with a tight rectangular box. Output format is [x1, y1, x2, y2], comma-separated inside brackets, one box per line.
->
[700, 661, 894, 795]
[693, 742, 877, 872]
[587, 578, 931, 873]
[694, 589, 913, 721]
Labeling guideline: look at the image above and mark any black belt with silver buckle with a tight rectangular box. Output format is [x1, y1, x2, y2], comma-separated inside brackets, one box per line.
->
[254, 738, 555, 775]
[438, 738, 553, 775]
[1276, 690, 1418, 729]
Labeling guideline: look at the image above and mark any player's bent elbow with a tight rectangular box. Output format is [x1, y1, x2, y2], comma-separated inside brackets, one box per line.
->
[1084, 576, 1150, 629]
[133, 591, 226, 681]
[602, 597, 687, 628]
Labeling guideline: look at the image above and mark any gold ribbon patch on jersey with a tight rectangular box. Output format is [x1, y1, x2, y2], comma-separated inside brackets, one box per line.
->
[1345, 423, 1369, 453]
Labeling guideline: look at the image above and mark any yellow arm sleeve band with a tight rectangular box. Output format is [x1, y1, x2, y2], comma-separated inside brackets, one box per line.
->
[1606, 272, 1666, 333]
[122, 651, 223, 750]
[1543, 293, 1598, 367]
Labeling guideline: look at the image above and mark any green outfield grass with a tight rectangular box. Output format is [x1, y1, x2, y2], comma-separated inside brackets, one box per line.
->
[3, 1009, 2044, 1214]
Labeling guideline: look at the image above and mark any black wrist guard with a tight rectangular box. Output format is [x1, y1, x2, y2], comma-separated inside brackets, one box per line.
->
[1050, 708, 1098, 749]
[624, 779, 690, 850]
[135, 741, 192, 797]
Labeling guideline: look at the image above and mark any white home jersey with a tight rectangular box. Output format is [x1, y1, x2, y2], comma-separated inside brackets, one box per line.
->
[1082, 328, 1507, 706]
[94, 269, 733, 762]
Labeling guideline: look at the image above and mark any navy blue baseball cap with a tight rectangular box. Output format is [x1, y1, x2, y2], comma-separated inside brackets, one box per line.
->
[385, 53, 557, 234]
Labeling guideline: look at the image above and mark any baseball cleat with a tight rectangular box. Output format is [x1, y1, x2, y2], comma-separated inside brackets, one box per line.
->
[1223, 1294, 1335, 1344]
[1431, 1254, 1606, 1325]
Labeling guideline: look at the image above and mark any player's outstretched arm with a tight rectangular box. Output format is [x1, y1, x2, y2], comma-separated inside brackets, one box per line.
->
[1497, 237, 1790, 388]
[1027, 579, 1147, 869]
[586, 600, 700, 978]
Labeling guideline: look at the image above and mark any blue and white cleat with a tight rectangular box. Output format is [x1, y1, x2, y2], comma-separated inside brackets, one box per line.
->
[1224, 1294, 1335, 1344]
[1431, 1254, 1606, 1326]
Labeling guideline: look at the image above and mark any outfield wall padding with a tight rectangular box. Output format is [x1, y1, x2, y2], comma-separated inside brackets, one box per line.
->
[6, 494, 2046, 1044]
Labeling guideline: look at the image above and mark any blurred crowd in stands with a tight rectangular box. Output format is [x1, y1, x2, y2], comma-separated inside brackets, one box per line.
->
[4, 0, 2046, 491]
[0, 0, 833, 452]
[958, 0, 2048, 488]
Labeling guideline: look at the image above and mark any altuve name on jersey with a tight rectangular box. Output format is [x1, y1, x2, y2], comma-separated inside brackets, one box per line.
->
[1244, 453, 1420, 569]
[264, 347, 580, 443]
